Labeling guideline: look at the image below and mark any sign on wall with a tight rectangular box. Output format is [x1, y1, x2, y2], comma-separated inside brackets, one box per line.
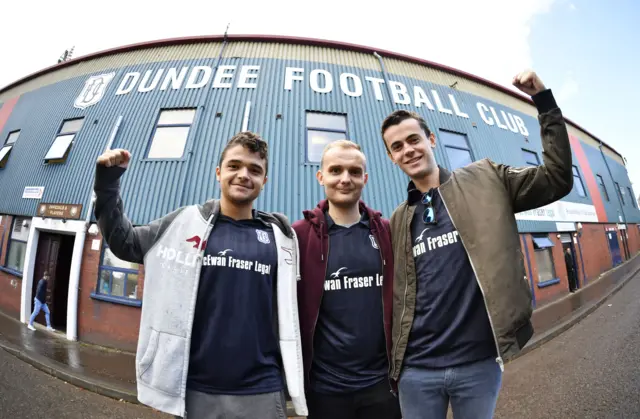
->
[75, 64, 533, 136]
[22, 186, 44, 199]
[37, 203, 82, 220]
[516, 201, 598, 223]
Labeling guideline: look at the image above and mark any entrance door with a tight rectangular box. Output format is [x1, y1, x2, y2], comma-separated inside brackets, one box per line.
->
[32, 232, 75, 330]
[620, 229, 630, 261]
[607, 231, 623, 266]
[560, 233, 579, 290]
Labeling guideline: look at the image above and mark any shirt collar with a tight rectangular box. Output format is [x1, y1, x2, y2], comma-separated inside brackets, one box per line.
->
[407, 166, 452, 205]
[325, 210, 370, 230]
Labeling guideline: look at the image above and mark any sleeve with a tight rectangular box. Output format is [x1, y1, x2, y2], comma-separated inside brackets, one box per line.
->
[94, 164, 186, 264]
[491, 89, 574, 213]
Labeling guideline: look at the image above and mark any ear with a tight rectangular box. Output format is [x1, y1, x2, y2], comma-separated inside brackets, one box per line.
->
[316, 169, 324, 186]
[429, 132, 437, 149]
[215, 167, 221, 182]
[262, 175, 268, 189]
[363, 172, 369, 186]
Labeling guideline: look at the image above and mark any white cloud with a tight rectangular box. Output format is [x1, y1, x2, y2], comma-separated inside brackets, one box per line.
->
[570, 3, 577, 10]
[0, 0, 558, 92]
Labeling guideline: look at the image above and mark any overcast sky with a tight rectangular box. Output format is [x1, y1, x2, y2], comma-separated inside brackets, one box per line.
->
[1, 0, 638, 199]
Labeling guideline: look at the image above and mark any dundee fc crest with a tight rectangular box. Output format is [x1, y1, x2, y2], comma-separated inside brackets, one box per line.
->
[74, 72, 115, 110]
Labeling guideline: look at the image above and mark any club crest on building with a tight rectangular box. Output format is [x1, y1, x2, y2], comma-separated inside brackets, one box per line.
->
[256, 230, 270, 244]
[74, 72, 116, 110]
[369, 234, 379, 249]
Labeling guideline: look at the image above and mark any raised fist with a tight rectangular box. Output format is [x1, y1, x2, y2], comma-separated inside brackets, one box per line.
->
[96, 149, 131, 169]
[512, 70, 546, 96]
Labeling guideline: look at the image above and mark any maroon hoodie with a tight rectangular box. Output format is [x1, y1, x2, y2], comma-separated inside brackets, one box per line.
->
[292, 200, 394, 386]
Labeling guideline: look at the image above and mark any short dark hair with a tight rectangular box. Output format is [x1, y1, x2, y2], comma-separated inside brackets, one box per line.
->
[380, 110, 432, 151]
[218, 131, 269, 175]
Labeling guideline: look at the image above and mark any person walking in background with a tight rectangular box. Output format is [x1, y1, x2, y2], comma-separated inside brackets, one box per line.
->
[27, 271, 55, 332]
[294, 140, 401, 419]
[565, 248, 577, 293]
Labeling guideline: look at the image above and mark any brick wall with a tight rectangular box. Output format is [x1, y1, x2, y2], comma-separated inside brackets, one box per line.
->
[0, 215, 21, 317]
[77, 231, 142, 352]
[576, 224, 613, 284]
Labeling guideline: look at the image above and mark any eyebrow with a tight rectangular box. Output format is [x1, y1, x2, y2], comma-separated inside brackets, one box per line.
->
[227, 159, 265, 172]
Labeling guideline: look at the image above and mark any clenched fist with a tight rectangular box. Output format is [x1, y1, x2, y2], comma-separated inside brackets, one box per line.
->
[512, 70, 546, 96]
[97, 149, 131, 169]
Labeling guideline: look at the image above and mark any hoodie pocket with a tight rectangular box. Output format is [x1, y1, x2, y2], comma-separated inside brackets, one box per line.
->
[138, 328, 185, 396]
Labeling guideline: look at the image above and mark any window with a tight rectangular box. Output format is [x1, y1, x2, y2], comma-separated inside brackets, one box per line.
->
[0, 130, 20, 168]
[147, 109, 196, 159]
[440, 130, 473, 170]
[521, 149, 540, 166]
[572, 165, 586, 197]
[96, 243, 140, 301]
[532, 235, 557, 284]
[615, 182, 625, 205]
[306, 112, 348, 163]
[5, 217, 30, 273]
[628, 187, 636, 208]
[596, 174, 609, 201]
[45, 118, 84, 164]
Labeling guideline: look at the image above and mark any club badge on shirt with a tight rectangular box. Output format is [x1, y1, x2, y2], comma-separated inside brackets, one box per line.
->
[256, 229, 271, 244]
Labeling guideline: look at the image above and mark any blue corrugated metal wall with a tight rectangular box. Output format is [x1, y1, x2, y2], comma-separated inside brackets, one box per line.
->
[0, 56, 638, 229]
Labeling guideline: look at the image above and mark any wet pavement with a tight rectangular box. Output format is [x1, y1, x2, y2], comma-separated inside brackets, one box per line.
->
[494, 271, 640, 418]
[0, 311, 137, 397]
[0, 345, 168, 419]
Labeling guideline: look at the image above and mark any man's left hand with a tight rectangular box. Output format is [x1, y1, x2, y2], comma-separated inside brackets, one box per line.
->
[512, 70, 546, 96]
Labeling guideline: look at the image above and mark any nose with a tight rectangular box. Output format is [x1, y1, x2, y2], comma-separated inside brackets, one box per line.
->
[339, 171, 352, 184]
[236, 166, 250, 180]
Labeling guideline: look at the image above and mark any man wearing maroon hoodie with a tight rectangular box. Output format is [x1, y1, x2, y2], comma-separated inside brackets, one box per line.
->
[293, 140, 400, 419]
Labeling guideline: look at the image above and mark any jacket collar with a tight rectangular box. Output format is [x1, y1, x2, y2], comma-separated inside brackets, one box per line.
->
[407, 166, 451, 205]
[325, 210, 370, 229]
[200, 198, 293, 237]
[303, 199, 381, 232]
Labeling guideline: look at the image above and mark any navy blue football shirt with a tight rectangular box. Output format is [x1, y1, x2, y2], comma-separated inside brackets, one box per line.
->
[187, 214, 282, 395]
[405, 189, 496, 368]
[311, 212, 388, 394]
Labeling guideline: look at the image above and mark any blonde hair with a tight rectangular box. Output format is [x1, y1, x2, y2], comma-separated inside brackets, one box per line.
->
[320, 140, 366, 169]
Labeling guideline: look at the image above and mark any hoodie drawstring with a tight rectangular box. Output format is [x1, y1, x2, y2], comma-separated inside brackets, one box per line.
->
[320, 222, 325, 261]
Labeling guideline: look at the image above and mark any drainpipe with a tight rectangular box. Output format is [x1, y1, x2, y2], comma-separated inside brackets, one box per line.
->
[599, 142, 629, 257]
[373, 52, 397, 110]
[66, 115, 123, 341]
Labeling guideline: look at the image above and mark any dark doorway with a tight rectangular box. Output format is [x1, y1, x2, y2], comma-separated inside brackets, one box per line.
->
[620, 229, 630, 261]
[31, 232, 75, 330]
[560, 233, 579, 291]
[606, 230, 623, 266]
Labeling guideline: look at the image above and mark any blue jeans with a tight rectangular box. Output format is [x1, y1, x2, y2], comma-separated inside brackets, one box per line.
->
[29, 299, 51, 327]
[398, 358, 502, 419]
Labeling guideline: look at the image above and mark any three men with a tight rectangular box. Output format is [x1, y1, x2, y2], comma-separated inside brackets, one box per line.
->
[94, 132, 307, 419]
[381, 71, 573, 419]
[293, 140, 401, 419]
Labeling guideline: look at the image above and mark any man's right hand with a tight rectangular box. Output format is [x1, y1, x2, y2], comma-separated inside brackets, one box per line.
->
[97, 149, 131, 169]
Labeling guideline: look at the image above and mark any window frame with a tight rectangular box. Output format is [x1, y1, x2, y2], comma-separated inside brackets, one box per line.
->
[305, 111, 349, 164]
[143, 108, 197, 161]
[3, 216, 30, 277]
[596, 174, 609, 201]
[0, 130, 20, 169]
[628, 187, 636, 208]
[572, 165, 587, 198]
[90, 241, 142, 307]
[439, 129, 474, 171]
[532, 234, 559, 288]
[521, 148, 540, 166]
[44, 117, 84, 164]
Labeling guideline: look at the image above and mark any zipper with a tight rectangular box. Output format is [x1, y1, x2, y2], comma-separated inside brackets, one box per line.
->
[374, 230, 393, 392]
[440, 194, 504, 372]
[391, 205, 411, 379]
[308, 228, 328, 383]
[182, 212, 217, 417]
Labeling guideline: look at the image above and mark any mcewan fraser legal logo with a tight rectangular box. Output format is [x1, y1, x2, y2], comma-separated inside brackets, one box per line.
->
[74, 73, 115, 110]
[415, 227, 430, 243]
[325, 266, 383, 291]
